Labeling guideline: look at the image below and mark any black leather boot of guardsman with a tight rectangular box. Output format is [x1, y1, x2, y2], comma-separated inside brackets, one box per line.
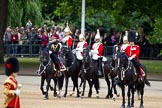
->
[97, 58, 103, 77]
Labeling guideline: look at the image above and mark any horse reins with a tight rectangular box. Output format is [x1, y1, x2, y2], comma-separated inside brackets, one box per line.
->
[37, 58, 52, 75]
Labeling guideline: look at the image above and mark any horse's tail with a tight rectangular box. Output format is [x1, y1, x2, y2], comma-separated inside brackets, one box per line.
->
[145, 78, 151, 87]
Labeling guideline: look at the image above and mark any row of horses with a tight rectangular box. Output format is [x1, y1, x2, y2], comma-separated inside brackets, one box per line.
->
[36, 45, 150, 108]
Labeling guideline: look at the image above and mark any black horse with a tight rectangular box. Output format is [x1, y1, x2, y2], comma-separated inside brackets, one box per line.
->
[113, 51, 150, 108]
[36, 49, 64, 99]
[81, 46, 100, 98]
[60, 45, 80, 97]
[81, 46, 118, 99]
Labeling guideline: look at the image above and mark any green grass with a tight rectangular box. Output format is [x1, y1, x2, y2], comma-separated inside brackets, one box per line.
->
[4, 57, 162, 73]
[4, 57, 40, 67]
[141, 60, 162, 73]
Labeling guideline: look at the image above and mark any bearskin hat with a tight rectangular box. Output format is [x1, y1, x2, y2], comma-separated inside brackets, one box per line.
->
[5, 57, 19, 76]
[128, 31, 137, 43]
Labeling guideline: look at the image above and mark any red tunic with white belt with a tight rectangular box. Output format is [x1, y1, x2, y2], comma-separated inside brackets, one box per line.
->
[3, 76, 20, 108]
[62, 35, 73, 48]
[91, 42, 103, 56]
[75, 41, 88, 60]
[125, 45, 140, 62]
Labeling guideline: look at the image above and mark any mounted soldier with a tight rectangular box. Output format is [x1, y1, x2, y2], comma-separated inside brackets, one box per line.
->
[120, 30, 129, 52]
[75, 33, 88, 69]
[91, 29, 104, 77]
[48, 36, 66, 75]
[62, 22, 73, 49]
[125, 30, 145, 80]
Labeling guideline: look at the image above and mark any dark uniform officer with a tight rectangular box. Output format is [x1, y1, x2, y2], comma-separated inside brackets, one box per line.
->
[48, 36, 61, 72]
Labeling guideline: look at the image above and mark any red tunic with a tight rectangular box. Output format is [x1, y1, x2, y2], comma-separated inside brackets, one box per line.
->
[3, 76, 20, 108]
[62, 35, 73, 48]
[125, 45, 140, 61]
[76, 41, 88, 55]
[91, 42, 103, 56]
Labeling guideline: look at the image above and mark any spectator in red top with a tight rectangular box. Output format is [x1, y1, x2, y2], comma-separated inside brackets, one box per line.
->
[41, 30, 49, 50]
[52, 29, 60, 42]
[11, 30, 19, 54]
[125, 31, 145, 80]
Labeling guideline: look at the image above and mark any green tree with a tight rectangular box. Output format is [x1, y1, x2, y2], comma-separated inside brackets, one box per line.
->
[0, 0, 8, 64]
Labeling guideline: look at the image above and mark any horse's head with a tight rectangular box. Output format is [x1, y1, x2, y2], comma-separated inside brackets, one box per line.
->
[61, 45, 71, 57]
[40, 49, 50, 64]
[113, 44, 120, 58]
[114, 52, 128, 73]
[83, 46, 90, 63]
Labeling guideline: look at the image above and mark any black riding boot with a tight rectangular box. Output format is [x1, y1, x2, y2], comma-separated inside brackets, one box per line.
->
[97, 58, 103, 77]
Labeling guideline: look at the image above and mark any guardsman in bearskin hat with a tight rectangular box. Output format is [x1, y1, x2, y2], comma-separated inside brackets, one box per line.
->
[48, 36, 66, 75]
[91, 29, 104, 77]
[120, 30, 129, 52]
[3, 57, 21, 108]
[125, 31, 145, 80]
[62, 22, 73, 48]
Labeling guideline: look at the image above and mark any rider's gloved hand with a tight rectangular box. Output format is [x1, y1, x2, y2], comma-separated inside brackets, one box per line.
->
[128, 56, 133, 60]
[49, 50, 52, 54]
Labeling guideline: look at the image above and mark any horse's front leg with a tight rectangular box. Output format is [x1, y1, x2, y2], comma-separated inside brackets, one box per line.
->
[44, 76, 52, 100]
[131, 86, 135, 108]
[112, 79, 118, 101]
[139, 84, 145, 108]
[127, 85, 131, 108]
[79, 77, 83, 92]
[105, 75, 111, 99]
[40, 76, 46, 95]
[81, 77, 86, 97]
[120, 84, 125, 108]
[94, 78, 100, 99]
[53, 78, 57, 97]
[64, 75, 69, 97]
[70, 77, 75, 96]
[71, 75, 80, 98]
[75, 76, 80, 98]
[87, 79, 93, 98]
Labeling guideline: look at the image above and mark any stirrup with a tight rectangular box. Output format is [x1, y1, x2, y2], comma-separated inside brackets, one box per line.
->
[60, 65, 67, 71]
[60, 68, 67, 71]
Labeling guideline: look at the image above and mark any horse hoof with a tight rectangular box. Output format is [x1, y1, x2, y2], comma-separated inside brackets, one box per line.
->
[105, 94, 110, 99]
[88, 95, 91, 98]
[110, 94, 113, 98]
[112, 97, 115, 101]
[139, 104, 144, 108]
[81, 93, 84, 97]
[43, 92, 46, 95]
[127, 105, 131, 108]
[50, 87, 54, 91]
[117, 93, 120, 97]
[63, 94, 67, 97]
[44, 96, 48, 100]
[53, 93, 57, 97]
[57, 95, 61, 98]
[120, 105, 125, 108]
[96, 96, 100, 99]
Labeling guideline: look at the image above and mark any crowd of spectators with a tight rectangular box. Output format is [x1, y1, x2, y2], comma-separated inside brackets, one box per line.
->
[3, 20, 152, 58]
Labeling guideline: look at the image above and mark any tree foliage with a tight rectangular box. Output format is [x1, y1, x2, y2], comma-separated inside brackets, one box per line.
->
[5, 0, 162, 43]
[7, 0, 43, 27]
